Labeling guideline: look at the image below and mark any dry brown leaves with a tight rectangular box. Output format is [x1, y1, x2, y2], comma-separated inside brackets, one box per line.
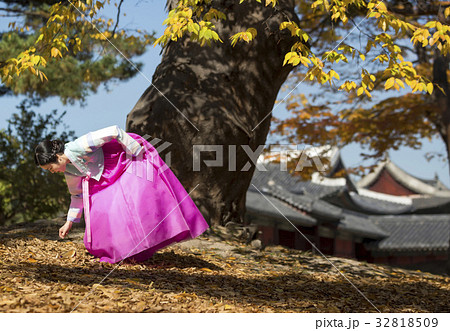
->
[0, 220, 449, 313]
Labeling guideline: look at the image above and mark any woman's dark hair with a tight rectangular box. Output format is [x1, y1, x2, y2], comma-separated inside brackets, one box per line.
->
[34, 140, 65, 166]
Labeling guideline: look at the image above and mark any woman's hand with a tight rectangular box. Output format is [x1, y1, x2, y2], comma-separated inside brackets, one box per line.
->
[59, 221, 73, 239]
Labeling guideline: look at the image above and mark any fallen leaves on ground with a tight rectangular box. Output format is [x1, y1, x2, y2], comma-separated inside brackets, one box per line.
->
[0, 220, 448, 313]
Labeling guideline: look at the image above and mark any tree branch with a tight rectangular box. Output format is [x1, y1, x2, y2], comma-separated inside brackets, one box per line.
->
[111, 0, 124, 38]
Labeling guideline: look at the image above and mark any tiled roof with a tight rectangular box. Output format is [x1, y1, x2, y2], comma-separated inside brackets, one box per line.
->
[251, 163, 344, 198]
[323, 191, 413, 215]
[339, 212, 388, 239]
[264, 185, 314, 212]
[412, 175, 449, 191]
[248, 160, 450, 251]
[246, 190, 317, 227]
[367, 215, 450, 252]
[247, 184, 386, 239]
[265, 184, 343, 221]
[250, 162, 302, 191]
[411, 196, 450, 213]
[294, 181, 346, 198]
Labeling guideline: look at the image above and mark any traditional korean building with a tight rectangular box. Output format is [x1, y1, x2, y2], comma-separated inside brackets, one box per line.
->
[246, 150, 450, 273]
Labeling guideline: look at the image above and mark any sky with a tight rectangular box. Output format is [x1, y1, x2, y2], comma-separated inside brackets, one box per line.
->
[1, 0, 449, 185]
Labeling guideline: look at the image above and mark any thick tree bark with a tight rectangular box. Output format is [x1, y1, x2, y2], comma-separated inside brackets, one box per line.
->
[432, 53, 450, 274]
[126, 0, 299, 226]
[433, 54, 450, 162]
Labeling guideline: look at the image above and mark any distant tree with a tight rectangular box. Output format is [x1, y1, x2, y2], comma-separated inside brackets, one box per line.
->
[0, 100, 76, 225]
[0, 0, 154, 104]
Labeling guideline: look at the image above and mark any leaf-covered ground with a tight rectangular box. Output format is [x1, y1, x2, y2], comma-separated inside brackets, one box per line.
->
[0, 220, 449, 313]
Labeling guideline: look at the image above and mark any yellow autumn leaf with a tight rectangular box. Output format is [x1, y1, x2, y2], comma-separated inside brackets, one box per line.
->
[39, 71, 48, 82]
[51, 47, 61, 58]
[247, 28, 257, 38]
[384, 77, 395, 90]
[395, 78, 404, 89]
[329, 69, 340, 80]
[376, 1, 387, 12]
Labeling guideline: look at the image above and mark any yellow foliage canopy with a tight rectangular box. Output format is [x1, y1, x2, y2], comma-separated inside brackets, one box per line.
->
[2, 0, 449, 99]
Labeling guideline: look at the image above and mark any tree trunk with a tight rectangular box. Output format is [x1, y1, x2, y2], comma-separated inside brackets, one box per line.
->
[126, 0, 299, 226]
[432, 53, 450, 274]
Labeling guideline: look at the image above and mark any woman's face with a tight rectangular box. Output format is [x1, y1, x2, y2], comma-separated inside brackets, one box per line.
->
[40, 157, 67, 174]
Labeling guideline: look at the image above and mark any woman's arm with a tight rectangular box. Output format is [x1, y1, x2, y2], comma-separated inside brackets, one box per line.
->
[58, 173, 83, 239]
[65, 173, 83, 223]
[64, 125, 144, 180]
[67, 125, 143, 157]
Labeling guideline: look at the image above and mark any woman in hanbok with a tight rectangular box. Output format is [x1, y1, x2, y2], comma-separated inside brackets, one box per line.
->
[34, 125, 209, 263]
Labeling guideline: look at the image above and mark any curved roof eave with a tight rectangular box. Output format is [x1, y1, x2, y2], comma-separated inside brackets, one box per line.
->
[357, 159, 450, 197]
[356, 161, 387, 189]
[385, 161, 450, 196]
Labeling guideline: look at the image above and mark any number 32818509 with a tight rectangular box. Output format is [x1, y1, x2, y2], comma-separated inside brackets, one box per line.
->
[375, 317, 438, 328]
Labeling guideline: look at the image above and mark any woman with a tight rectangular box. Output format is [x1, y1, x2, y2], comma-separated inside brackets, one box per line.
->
[34, 125, 209, 263]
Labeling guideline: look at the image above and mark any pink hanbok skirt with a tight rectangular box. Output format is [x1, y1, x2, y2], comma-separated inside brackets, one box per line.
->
[83, 133, 209, 263]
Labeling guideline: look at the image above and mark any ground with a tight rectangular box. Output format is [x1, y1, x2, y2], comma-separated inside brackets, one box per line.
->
[0, 219, 449, 313]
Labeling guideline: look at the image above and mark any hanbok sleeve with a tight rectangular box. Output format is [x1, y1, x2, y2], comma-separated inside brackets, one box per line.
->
[65, 173, 83, 223]
[74, 125, 143, 156]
